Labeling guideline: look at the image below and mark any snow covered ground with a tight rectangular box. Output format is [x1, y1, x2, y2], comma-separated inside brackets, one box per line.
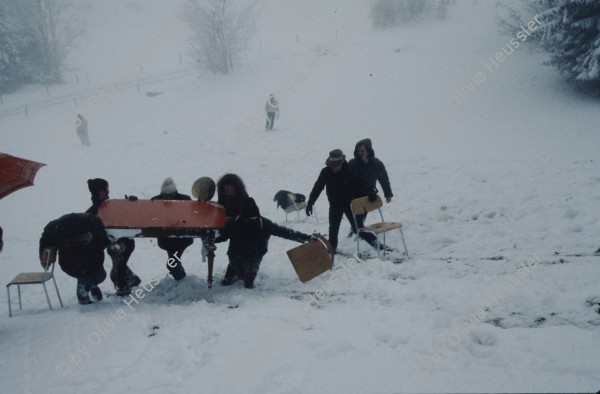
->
[1, 1, 599, 393]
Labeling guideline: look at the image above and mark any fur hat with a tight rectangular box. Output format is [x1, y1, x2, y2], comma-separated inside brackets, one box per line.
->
[241, 197, 260, 218]
[192, 177, 216, 201]
[87, 178, 108, 197]
[161, 177, 177, 194]
[325, 149, 345, 167]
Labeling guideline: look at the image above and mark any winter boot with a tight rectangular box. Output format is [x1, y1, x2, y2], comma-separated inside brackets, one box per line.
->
[90, 286, 103, 302]
[76, 283, 92, 305]
[115, 285, 132, 297]
[244, 273, 257, 289]
[221, 264, 240, 286]
[169, 264, 186, 281]
[126, 269, 142, 287]
[111, 266, 141, 288]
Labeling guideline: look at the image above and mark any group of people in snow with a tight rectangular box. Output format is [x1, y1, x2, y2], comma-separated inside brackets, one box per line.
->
[306, 138, 393, 252]
[39, 134, 392, 305]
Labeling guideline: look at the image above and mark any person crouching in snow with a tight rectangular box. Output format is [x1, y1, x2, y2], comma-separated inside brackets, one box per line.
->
[219, 197, 313, 289]
[265, 93, 279, 130]
[39, 213, 117, 305]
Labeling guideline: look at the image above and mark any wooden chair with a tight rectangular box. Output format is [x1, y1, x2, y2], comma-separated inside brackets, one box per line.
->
[6, 247, 63, 317]
[350, 195, 409, 259]
[283, 193, 318, 223]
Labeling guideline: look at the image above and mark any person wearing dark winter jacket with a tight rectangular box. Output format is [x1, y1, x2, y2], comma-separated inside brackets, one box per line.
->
[305, 149, 378, 252]
[218, 197, 312, 288]
[348, 138, 393, 203]
[151, 177, 194, 281]
[39, 213, 112, 304]
[217, 173, 250, 218]
[0, 225, 3, 253]
[86, 178, 141, 296]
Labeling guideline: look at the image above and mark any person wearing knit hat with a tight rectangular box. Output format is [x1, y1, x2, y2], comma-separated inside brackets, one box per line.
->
[151, 177, 194, 280]
[87, 178, 109, 213]
[217, 197, 314, 289]
[305, 149, 379, 252]
[161, 177, 177, 195]
[85, 178, 141, 296]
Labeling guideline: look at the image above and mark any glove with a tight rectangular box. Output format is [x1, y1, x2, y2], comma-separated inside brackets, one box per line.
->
[40, 247, 56, 268]
[109, 241, 124, 255]
[368, 193, 378, 202]
[125, 194, 138, 201]
[305, 204, 313, 216]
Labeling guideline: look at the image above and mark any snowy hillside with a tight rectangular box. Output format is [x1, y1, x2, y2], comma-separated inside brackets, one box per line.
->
[1, 1, 599, 393]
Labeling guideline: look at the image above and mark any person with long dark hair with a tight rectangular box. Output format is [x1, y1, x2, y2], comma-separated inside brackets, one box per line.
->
[217, 173, 250, 217]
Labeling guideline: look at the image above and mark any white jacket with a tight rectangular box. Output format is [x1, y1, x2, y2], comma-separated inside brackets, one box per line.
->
[265, 97, 279, 114]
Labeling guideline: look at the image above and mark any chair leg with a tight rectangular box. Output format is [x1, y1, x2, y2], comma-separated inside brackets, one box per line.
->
[296, 208, 300, 222]
[52, 277, 64, 308]
[17, 285, 22, 311]
[7, 287, 12, 317]
[314, 207, 319, 224]
[42, 282, 53, 310]
[400, 228, 409, 259]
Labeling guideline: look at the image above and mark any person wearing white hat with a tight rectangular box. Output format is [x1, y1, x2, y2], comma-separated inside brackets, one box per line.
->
[151, 177, 194, 280]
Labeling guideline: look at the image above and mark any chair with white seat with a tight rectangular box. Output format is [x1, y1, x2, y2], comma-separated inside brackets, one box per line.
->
[282, 192, 318, 223]
[6, 247, 63, 317]
[350, 195, 409, 259]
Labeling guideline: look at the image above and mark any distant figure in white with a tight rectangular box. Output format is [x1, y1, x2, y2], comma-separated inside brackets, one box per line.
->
[265, 94, 279, 130]
[75, 114, 90, 146]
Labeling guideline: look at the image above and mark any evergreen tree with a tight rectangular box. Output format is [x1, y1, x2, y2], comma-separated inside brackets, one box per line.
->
[538, 0, 600, 82]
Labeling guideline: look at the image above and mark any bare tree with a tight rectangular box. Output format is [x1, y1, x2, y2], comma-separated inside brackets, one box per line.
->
[370, 0, 456, 28]
[181, 0, 256, 74]
[5, 0, 84, 83]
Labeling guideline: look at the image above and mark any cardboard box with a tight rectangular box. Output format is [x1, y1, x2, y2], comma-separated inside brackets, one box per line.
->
[287, 234, 334, 282]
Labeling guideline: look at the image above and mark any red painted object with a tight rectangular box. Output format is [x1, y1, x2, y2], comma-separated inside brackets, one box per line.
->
[98, 199, 226, 237]
[0, 152, 45, 200]
[98, 199, 227, 289]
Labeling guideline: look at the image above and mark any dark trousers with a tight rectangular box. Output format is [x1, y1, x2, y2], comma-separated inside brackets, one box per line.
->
[329, 204, 376, 252]
[266, 112, 276, 130]
[228, 251, 263, 275]
[158, 238, 193, 273]
[108, 238, 135, 288]
[77, 267, 107, 290]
